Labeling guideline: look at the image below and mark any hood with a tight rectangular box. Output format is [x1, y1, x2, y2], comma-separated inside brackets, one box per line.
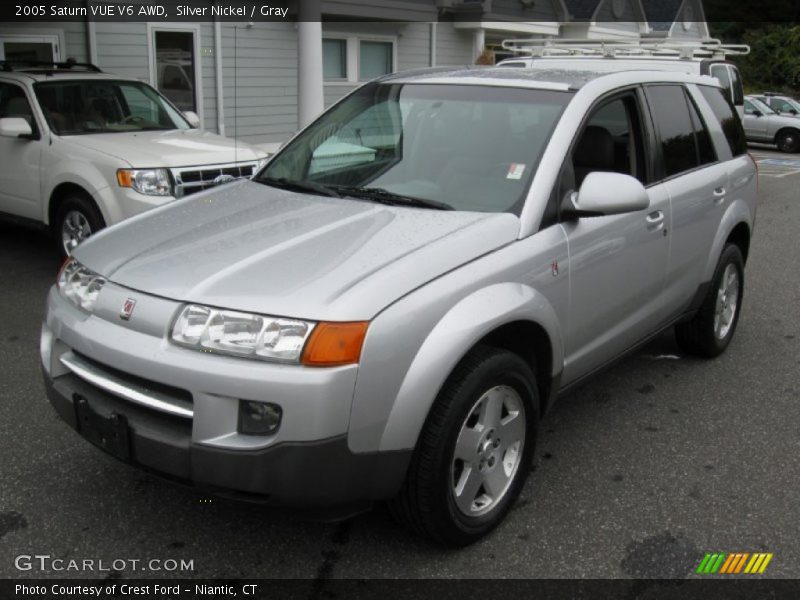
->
[75, 181, 520, 321]
[67, 129, 266, 168]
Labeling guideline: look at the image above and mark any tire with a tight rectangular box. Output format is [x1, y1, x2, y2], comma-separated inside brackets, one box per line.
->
[53, 192, 105, 257]
[389, 346, 539, 547]
[675, 244, 744, 358]
[776, 129, 800, 153]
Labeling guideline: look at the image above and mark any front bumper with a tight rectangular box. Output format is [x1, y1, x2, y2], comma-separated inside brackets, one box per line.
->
[41, 286, 411, 506]
[43, 371, 409, 506]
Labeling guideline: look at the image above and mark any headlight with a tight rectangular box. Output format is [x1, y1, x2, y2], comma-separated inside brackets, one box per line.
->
[57, 258, 106, 312]
[116, 168, 172, 196]
[171, 304, 315, 363]
[171, 304, 369, 366]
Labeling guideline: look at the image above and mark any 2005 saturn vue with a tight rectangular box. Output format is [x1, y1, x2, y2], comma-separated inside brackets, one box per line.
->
[41, 66, 757, 546]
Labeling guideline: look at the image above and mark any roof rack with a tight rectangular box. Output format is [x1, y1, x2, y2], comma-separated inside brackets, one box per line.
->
[501, 37, 750, 60]
[0, 59, 103, 73]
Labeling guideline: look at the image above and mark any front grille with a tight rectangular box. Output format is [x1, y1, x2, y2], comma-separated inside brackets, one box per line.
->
[172, 162, 258, 197]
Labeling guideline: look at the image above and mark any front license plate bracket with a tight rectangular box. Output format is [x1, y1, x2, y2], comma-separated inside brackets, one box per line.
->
[73, 393, 131, 462]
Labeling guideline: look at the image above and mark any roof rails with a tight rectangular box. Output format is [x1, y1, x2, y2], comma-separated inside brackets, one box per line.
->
[501, 37, 750, 60]
[0, 59, 103, 73]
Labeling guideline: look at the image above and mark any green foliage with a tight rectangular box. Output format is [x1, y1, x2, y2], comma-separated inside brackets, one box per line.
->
[710, 23, 800, 94]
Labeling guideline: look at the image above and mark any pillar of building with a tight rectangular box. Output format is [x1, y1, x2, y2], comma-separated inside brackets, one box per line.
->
[473, 27, 486, 62]
[298, 0, 324, 128]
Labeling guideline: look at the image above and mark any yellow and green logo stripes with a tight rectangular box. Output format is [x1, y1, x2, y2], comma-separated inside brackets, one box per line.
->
[696, 552, 773, 575]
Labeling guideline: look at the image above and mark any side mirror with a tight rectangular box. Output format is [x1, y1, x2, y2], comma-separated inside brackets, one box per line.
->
[0, 117, 33, 139]
[752, 110, 763, 117]
[790, 109, 798, 116]
[183, 110, 201, 128]
[562, 171, 649, 218]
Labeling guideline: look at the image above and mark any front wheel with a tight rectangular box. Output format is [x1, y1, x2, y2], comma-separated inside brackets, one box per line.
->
[675, 244, 744, 357]
[776, 129, 800, 153]
[389, 346, 539, 547]
[53, 193, 105, 257]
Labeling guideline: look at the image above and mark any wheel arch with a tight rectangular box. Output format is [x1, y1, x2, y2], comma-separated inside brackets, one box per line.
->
[725, 221, 751, 264]
[375, 282, 564, 453]
[47, 182, 96, 228]
[704, 199, 753, 281]
[477, 320, 554, 418]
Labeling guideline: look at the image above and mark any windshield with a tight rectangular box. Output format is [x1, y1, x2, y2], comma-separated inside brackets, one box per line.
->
[257, 83, 572, 214]
[34, 79, 191, 135]
[747, 97, 776, 115]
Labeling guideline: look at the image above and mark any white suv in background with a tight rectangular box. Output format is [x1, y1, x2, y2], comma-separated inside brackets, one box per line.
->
[0, 61, 268, 255]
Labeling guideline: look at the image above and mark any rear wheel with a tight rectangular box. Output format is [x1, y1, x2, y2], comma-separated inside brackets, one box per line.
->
[675, 244, 744, 357]
[776, 129, 800, 153]
[53, 192, 105, 257]
[389, 346, 538, 547]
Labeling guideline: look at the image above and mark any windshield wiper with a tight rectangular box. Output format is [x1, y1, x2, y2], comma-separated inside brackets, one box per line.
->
[257, 177, 342, 198]
[335, 186, 454, 211]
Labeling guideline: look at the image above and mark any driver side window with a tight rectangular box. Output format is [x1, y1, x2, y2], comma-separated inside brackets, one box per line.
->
[544, 92, 648, 228]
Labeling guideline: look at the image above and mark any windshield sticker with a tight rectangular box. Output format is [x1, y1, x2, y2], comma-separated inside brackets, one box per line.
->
[507, 163, 526, 180]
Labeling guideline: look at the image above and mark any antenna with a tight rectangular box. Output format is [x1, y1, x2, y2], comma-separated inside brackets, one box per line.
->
[234, 22, 238, 165]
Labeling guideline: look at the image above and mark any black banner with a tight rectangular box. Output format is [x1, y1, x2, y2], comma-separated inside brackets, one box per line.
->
[1, 0, 800, 23]
[4, 579, 800, 600]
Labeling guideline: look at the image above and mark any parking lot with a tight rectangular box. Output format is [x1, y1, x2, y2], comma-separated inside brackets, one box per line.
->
[1, 146, 798, 582]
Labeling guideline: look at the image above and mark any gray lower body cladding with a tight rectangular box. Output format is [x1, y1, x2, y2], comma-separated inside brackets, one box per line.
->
[44, 370, 412, 507]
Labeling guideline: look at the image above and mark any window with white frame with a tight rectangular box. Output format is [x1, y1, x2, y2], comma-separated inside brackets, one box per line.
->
[322, 38, 347, 80]
[359, 41, 393, 80]
[322, 36, 396, 82]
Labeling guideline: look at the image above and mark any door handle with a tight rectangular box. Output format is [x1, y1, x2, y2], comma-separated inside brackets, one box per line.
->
[646, 210, 664, 228]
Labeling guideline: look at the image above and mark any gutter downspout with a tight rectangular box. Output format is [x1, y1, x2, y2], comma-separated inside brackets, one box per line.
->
[86, 0, 97, 65]
[429, 22, 437, 67]
[214, 17, 225, 136]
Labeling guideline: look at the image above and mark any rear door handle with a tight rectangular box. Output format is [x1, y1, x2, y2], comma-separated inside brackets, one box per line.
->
[646, 210, 664, 228]
[713, 186, 726, 205]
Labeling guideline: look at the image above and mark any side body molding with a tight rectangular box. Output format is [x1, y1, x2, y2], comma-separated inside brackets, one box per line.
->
[376, 282, 563, 453]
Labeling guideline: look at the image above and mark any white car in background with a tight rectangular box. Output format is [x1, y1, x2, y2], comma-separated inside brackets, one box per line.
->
[0, 61, 268, 255]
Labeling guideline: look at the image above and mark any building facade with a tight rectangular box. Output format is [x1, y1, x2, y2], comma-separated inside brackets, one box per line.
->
[0, 0, 708, 146]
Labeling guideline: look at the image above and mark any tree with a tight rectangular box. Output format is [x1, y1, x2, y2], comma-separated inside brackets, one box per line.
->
[709, 23, 800, 93]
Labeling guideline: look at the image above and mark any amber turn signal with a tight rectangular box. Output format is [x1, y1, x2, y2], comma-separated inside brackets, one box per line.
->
[301, 322, 369, 367]
[116, 169, 134, 188]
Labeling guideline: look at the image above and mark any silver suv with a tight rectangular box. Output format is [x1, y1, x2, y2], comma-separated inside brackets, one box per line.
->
[41, 67, 757, 546]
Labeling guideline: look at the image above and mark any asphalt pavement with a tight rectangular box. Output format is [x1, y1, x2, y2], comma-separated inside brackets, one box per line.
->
[1, 149, 798, 581]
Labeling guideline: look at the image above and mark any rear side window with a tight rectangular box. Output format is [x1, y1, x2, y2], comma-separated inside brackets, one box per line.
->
[698, 86, 747, 157]
[645, 85, 710, 178]
[729, 67, 744, 106]
[686, 94, 716, 165]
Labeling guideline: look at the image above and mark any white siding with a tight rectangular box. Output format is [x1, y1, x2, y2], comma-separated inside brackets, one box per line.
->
[94, 22, 149, 80]
[220, 22, 298, 144]
[435, 23, 474, 66]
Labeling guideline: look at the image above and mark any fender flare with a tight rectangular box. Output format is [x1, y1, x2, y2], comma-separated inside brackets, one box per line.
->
[703, 198, 753, 281]
[43, 162, 115, 226]
[377, 282, 563, 452]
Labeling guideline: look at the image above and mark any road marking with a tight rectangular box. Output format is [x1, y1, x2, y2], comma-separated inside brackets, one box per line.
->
[753, 156, 800, 178]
